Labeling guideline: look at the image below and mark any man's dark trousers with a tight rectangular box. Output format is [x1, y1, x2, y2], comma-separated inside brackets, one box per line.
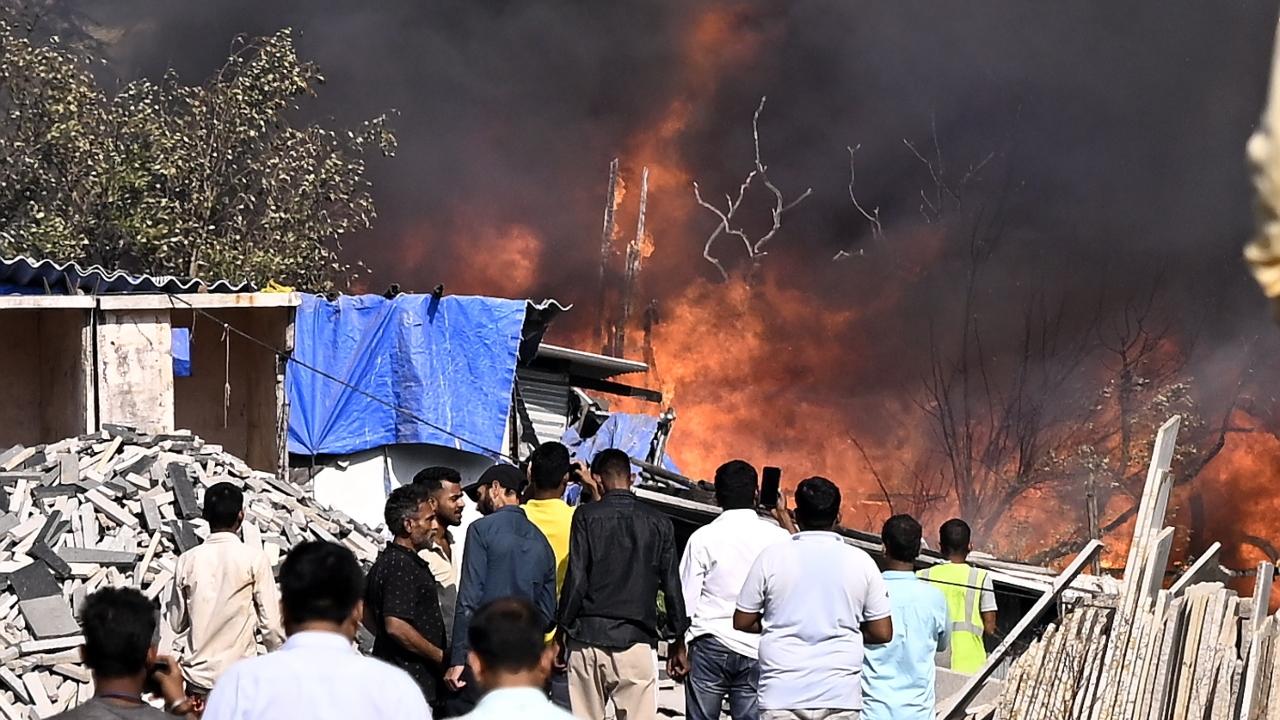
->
[685, 636, 760, 720]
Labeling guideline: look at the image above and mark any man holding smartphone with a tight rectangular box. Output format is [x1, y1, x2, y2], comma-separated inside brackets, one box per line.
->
[53, 587, 195, 719]
[672, 461, 792, 720]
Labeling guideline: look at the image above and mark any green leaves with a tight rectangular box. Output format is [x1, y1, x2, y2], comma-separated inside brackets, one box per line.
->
[0, 22, 395, 290]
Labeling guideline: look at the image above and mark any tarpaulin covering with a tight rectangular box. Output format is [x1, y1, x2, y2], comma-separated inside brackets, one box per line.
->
[287, 293, 526, 457]
[562, 412, 681, 474]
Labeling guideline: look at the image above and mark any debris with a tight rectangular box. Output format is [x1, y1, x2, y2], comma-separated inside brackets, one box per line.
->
[0, 427, 383, 718]
[962, 416, 1280, 720]
[17, 597, 79, 640]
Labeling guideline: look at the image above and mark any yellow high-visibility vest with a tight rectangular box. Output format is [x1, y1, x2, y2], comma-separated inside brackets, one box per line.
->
[918, 562, 988, 673]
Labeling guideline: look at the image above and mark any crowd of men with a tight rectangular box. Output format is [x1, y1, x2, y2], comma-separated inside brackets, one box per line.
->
[53, 441, 1001, 720]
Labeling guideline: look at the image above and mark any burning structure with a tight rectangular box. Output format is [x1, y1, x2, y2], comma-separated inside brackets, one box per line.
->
[74, 1, 1280, 590]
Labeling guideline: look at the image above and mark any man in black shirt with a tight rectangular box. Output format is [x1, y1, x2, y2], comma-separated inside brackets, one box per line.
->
[365, 484, 448, 711]
[559, 449, 690, 720]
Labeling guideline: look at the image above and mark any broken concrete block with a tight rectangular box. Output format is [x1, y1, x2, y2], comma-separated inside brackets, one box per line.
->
[82, 490, 132, 527]
[19, 636, 84, 655]
[140, 497, 161, 533]
[17, 597, 78, 640]
[169, 464, 199, 520]
[8, 563, 60, 601]
[35, 512, 62, 547]
[0, 447, 24, 470]
[54, 548, 137, 566]
[29, 485, 75, 502]
[26, 649, 81, 668]
[54, 455, 77, 486]
[1, 448, 36, 473]
[21, 672, 53, 718]
[48, 665, 88, 684]
[143, 569, 172, 602]
[28, 545, 70, 581]
[170, 521, 199, 554]
[0, 668, 28, 703]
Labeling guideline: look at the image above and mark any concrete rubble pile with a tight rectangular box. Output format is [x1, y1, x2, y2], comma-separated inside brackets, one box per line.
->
[0, 426, 384, 719]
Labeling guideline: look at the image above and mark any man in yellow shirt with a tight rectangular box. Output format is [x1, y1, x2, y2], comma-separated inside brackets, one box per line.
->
[522, 441, 576, 708]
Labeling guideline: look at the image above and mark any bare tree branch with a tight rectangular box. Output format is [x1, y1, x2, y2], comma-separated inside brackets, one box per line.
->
[835, 144, 881, 260]
[693, 96, 811, 279]
[848, 432, 894, 516]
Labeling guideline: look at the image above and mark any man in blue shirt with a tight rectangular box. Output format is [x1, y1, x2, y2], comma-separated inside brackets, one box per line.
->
[444, 464, 557, 714]
[861, 514, 949, 720]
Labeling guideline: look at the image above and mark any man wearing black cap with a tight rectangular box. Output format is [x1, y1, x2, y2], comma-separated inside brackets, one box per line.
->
[444, 464, 557, 711]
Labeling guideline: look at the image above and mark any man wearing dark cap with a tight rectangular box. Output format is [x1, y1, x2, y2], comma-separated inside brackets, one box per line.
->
[444, 464, 557, 712]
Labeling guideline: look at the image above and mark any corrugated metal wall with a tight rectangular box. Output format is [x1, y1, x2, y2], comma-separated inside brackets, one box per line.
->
[516, 368, 570, 445]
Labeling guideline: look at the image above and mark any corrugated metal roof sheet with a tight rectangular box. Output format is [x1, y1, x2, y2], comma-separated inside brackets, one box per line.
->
[534, 343, 648, 379]
[0, 251, 256, 295]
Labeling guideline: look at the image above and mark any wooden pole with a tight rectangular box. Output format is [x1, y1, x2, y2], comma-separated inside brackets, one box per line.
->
[1086, 472, 1100, 575]
[614, 166, 648, 357]
[596, 158, 620, 354]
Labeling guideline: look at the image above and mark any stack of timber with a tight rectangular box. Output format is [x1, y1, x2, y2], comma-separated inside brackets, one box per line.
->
[0, 426, 383, 719]
[961, 416, 1280, 720]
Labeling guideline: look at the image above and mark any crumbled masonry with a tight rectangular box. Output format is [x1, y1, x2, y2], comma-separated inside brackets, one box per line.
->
[0, 427, 384, 719]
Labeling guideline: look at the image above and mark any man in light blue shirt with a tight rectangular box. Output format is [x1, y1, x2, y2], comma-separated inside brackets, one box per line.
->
[452, 597, 574, 720]
[861, 514, 949, 720]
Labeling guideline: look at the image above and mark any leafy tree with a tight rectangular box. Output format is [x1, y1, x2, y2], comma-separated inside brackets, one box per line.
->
[0, 19, 394, 290]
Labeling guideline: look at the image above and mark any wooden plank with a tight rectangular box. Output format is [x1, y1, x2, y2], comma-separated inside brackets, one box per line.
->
[1171, 543, 1224, 597]
[938, 539, 1103, 719]
[1147, 595, 1188, 720]
[1173, 585, 1215, 719]
[1123, 415, 1180, 593]
[1139, 526, 1176, 603]
[1242, 563, 1276, 720]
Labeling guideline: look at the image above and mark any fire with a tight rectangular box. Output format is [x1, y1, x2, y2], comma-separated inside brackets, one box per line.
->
[403, 221, 543, 298]
[381, 0, 1280, 587]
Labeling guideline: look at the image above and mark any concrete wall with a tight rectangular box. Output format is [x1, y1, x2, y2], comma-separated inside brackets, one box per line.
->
[97, 309, 174, 434]
[0, 296, 294, 471]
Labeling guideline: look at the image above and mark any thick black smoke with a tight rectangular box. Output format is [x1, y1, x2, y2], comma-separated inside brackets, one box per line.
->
[70, 0, 1280, 391]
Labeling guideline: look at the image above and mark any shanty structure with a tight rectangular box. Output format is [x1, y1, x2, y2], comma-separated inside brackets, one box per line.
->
[0, 256, 298, 475]
[287, 291, 662, 529]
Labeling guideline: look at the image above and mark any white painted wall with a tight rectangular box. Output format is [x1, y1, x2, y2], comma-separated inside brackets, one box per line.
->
[309, 443, 493, 540]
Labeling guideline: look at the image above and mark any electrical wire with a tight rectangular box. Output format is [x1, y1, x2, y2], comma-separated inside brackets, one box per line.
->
[164, 292, 1114, 610]
[163, 292, 516, 462]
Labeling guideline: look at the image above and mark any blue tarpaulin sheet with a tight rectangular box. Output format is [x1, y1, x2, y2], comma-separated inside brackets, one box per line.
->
[172, 328, 191, 377]
[286, 293, 526, 457]
[562, 413, 681, 474]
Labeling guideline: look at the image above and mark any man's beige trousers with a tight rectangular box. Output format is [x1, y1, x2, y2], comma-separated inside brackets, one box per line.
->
[567, 640, 657, 720]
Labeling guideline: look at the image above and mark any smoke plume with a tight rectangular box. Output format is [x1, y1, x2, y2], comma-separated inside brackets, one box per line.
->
[65, 0, 1280, 569]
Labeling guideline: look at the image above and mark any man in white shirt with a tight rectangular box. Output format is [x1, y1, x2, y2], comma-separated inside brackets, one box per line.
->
[452, 597, 574, 720]
[203, 541, 432, 720]
[168, 483, 283, 705]
[734, 477, 894, 720]
[674, 460, 791, 720]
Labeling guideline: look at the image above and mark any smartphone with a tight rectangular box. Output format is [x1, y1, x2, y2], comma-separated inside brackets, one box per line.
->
[761, 466, 781, 507]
